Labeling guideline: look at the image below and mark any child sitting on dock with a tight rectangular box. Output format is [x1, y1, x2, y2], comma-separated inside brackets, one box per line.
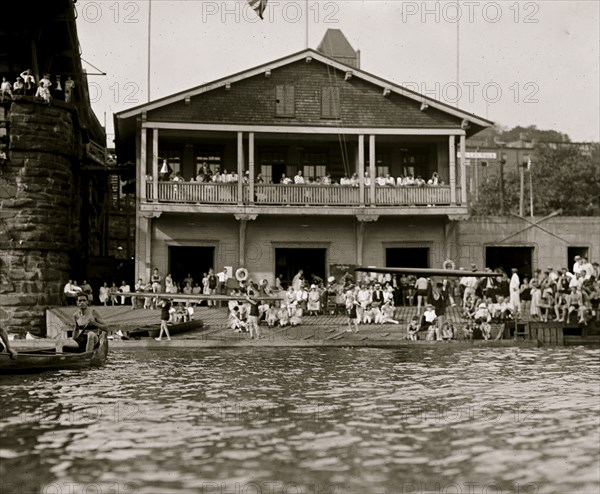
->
[278, 305, 290, 326]
[290, 307, 303, 327]
[265, 304, 278, 327]
[229, 306, 247, 332]
[362, 306, 375, 324]
[378, 302, 399, 324]
[440, 323, 454, 341]
[421, 304, 438, 341]
[406, 316, 419, 340]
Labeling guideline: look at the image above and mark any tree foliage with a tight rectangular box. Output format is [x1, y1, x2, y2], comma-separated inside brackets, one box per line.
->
[471, 143, 600, 216]
[471, 124, 571, 146]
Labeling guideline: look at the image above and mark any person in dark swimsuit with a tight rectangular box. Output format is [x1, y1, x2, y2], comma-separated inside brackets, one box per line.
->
[64, 293, 108, 353]
[0, 325, 17, 359]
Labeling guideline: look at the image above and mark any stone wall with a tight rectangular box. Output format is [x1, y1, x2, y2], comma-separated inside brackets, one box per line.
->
[0, 100, 83, 335]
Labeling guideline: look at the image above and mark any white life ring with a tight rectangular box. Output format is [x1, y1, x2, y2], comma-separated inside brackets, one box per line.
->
[443, 260, 456, 270]
[235, 268, 249, 281]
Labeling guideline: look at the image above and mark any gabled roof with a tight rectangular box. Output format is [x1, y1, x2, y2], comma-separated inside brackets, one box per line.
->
[115, 48, 492, 158]
[116, 48, 490, 126]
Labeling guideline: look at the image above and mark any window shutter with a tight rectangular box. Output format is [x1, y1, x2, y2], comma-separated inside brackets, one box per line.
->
[275, 85, 285, 115]
[321, 86, 340, 118]
[284, 86, 295, 115]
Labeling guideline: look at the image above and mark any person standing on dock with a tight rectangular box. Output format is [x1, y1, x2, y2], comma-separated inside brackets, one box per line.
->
[509, 268, 521, 318]
[245, 290, 260, 339]
[156, 299, 172, 341]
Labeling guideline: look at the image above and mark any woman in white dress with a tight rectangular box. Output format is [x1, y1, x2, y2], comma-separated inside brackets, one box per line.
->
[165, 274, 176, 294]
[530, 282, 541, 319]
[99, 282, 110, 306]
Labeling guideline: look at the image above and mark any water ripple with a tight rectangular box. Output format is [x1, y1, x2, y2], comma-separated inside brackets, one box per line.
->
[1, 347, 598, 494]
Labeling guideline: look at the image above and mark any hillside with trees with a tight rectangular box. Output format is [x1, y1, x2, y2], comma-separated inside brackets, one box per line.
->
[470, 130, 599, 216]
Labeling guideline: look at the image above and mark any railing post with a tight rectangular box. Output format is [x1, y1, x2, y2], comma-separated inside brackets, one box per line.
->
[369, 135, 376, 206]
[237, 131, 244, 205]
[249, 132, 255, 205]
[139, 126, 146, 202]
[358, 135, 365, 206]
[460, 134, 467, 205]
[152, 128, 159, 203]
[449, 135, 456, 205]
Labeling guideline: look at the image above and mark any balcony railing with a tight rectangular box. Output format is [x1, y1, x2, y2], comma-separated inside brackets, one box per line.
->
[366, 186, 452, 205]
[150, 182, 239, 203]
[145, 182, 460, 207]
[253, 184, 360, 205]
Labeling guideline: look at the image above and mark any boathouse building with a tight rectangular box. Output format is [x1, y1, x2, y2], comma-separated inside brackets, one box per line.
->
[114, 32, 496, 286]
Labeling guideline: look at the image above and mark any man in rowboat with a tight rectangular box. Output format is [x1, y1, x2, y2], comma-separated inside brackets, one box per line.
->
[64, 293, 109, 352]
[0, 326, 17, 359]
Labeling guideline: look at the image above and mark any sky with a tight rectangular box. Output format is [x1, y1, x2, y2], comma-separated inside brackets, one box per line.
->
[74, 0, 600, 145]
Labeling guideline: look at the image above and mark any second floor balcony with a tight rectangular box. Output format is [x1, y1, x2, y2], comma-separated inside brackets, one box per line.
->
[142, 181, 464, 215]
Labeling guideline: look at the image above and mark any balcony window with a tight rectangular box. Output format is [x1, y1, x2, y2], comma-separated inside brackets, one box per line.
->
[158, 149, 182, 176]
[259, 149, 286, 183]
[195, 147, 223, 174]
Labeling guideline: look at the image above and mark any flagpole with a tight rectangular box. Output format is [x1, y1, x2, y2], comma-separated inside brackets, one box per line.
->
[519, 165, 524, 217]
[529, 170, 534, 218]
[147, 0, 152, 102]
[456, 14, 460, 108]
[305, 0, 309, 49]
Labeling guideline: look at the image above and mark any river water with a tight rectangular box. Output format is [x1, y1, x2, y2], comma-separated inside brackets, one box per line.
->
[1, 347, 599, 494]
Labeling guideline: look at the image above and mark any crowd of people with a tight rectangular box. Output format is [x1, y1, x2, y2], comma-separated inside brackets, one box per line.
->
[457, 257, 600, 329]
[1, 70, 75, 104]
[154, 162, 444, 189]
[62, 255, 599, 341]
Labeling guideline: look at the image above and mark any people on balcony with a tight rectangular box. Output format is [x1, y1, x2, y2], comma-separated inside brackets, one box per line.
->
[427, 171, 440, 185]
[155, 166, 449, 193]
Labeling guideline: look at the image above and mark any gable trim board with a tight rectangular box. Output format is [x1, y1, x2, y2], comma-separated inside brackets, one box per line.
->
[141, 121, 467, 136]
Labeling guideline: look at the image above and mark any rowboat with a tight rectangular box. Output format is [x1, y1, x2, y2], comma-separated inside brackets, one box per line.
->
[127, 318, 204, 338]
[0, 332, 109, 374]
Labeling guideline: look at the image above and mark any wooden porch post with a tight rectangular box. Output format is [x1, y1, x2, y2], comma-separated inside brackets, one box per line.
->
[369, 135, 376, 206]
[357, 220, 365, 266]
[237, 132, 244, 205]
[234, 214, 257, 268]
[449, 135, 457, 205]
[356, 215, 379, 266]
[152, 128, 159, 203]
[248, 132, 255, 205]
[459, 134, 467, 205]
[139, 125, 146, 202]
[358, 135, 365, 206]
[145, 217, 152, 281]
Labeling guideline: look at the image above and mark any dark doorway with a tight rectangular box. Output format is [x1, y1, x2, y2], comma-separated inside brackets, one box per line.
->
[386, 248, 429, 268]
[169, 246, 215, 287]
[272, 164, 287, 183]
[275, 248, 326, 288]
[567, 247, 589, 267]
[486, 246, 533, 278]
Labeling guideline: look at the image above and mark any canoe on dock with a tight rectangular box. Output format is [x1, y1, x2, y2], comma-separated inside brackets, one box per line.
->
[127, 318, 204, 338]
[0, 333, 109, 374]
